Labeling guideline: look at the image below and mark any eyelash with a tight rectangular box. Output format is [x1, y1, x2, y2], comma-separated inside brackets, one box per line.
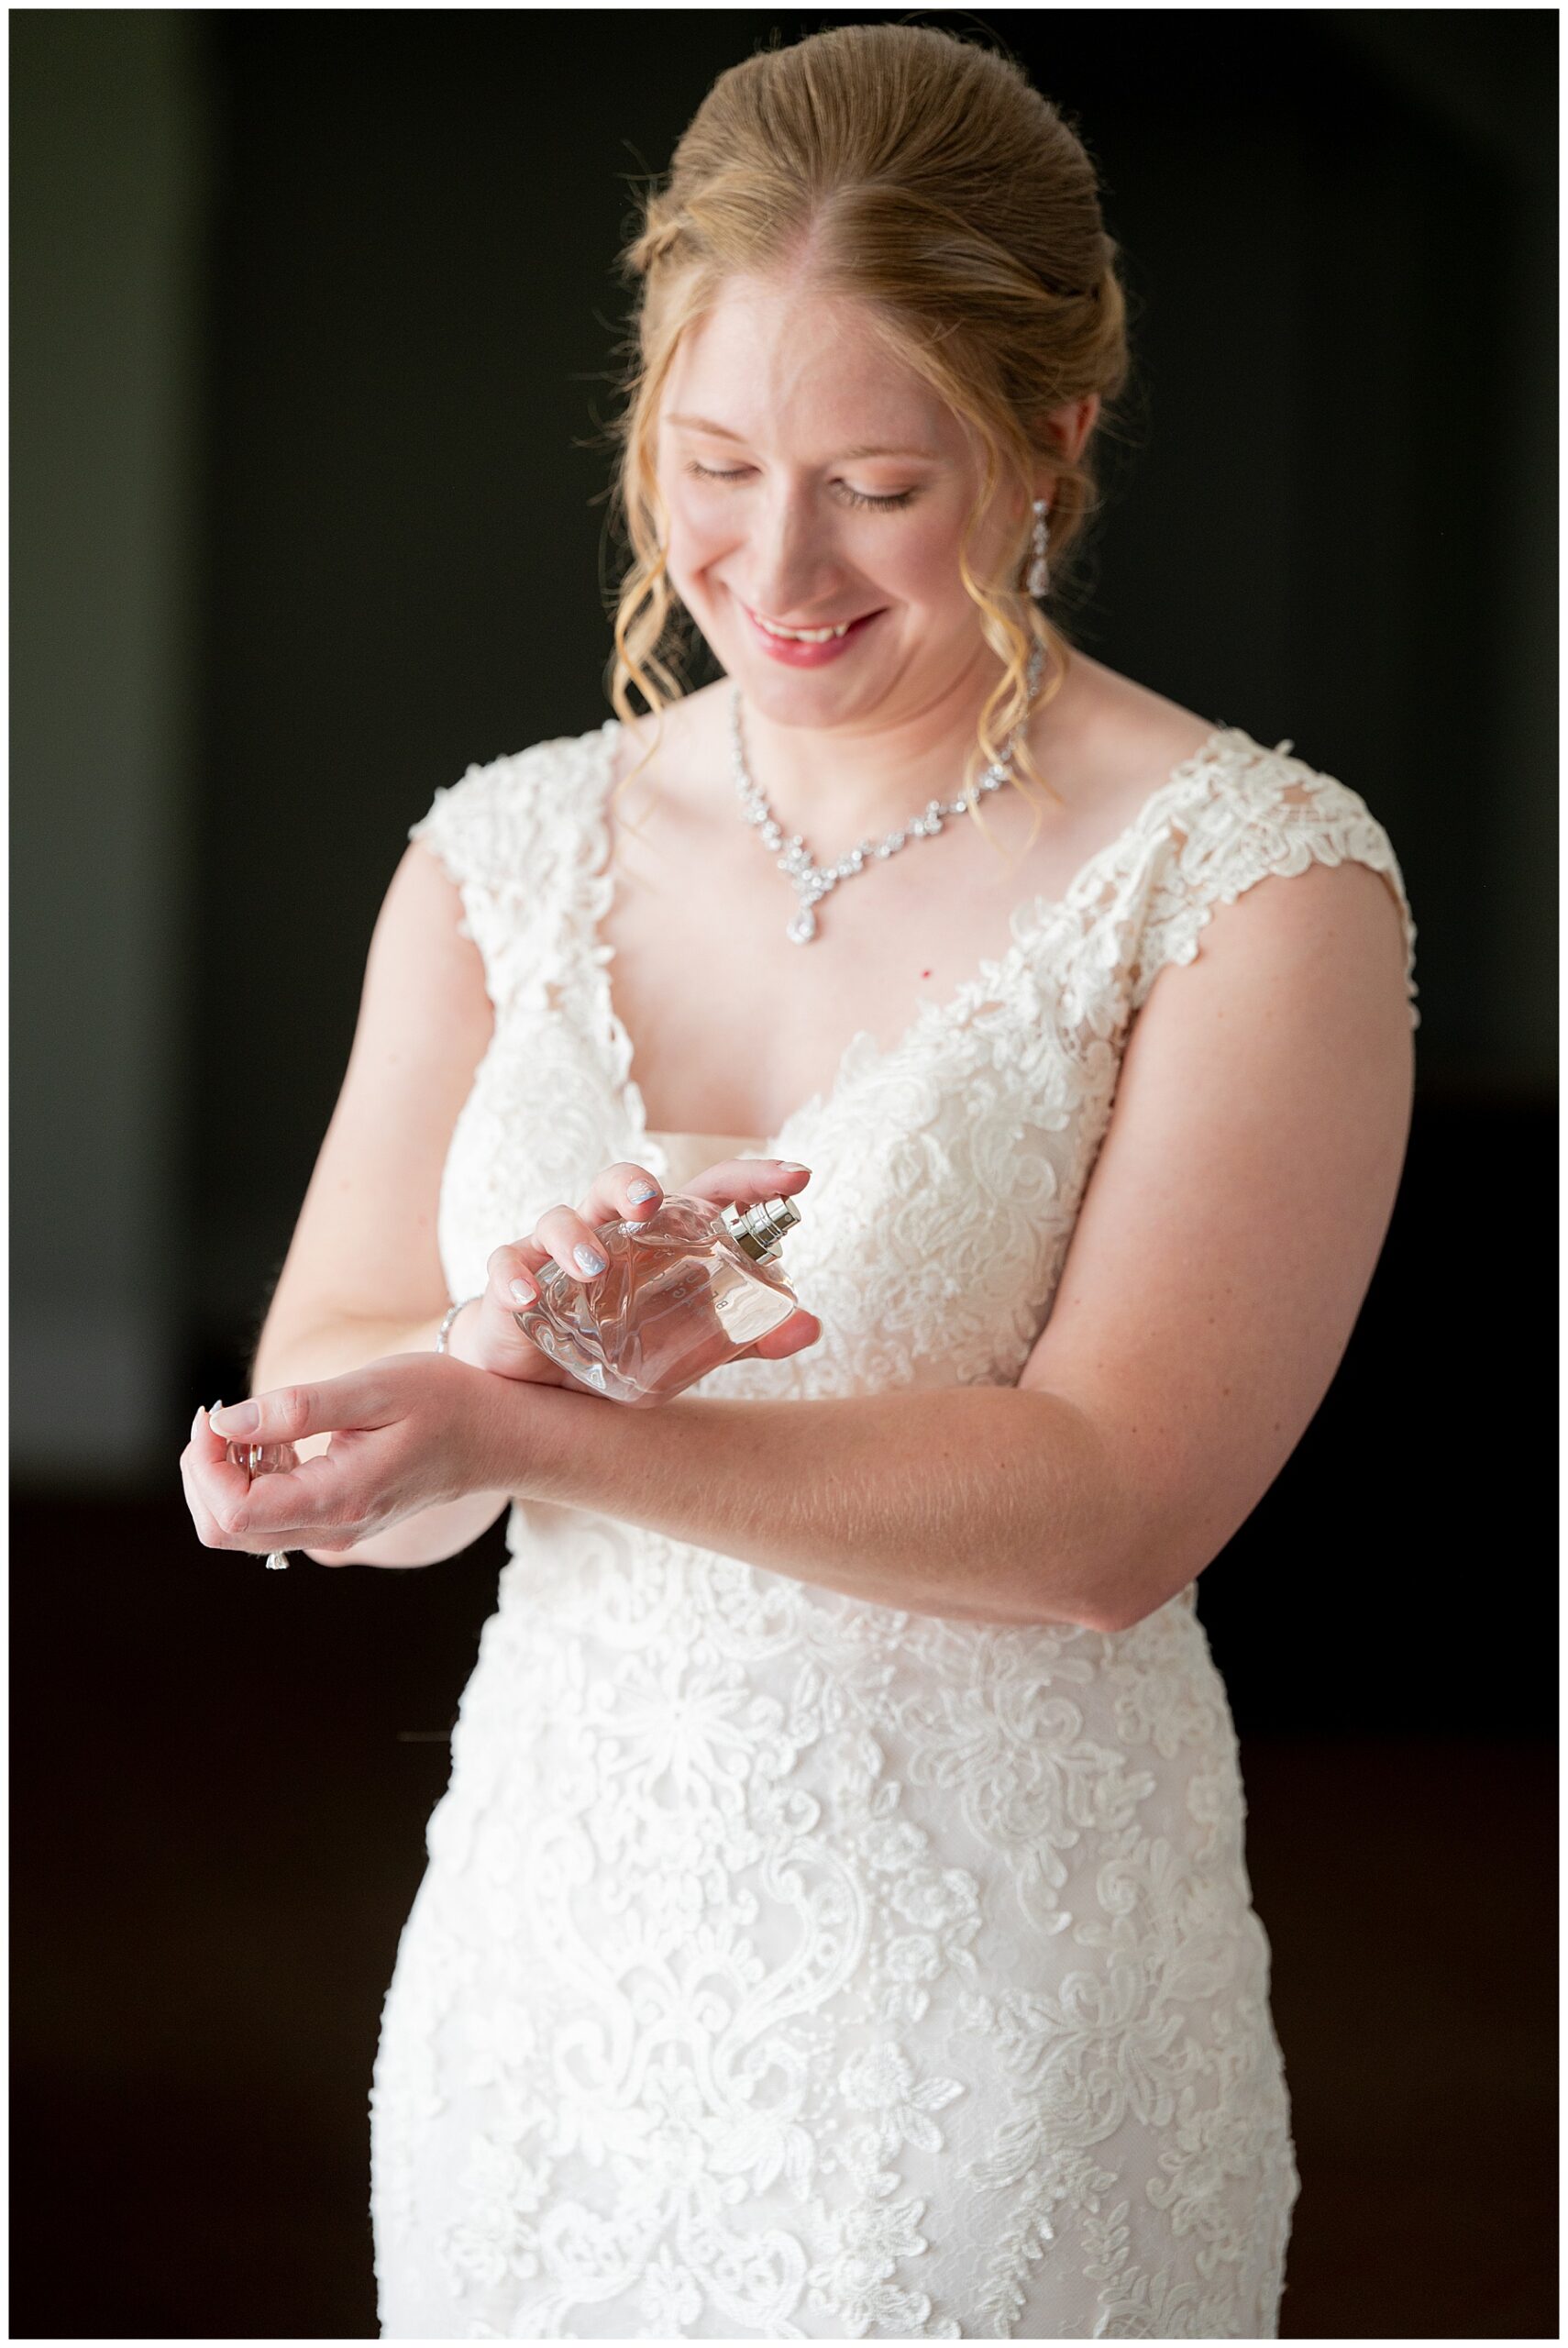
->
[682, 460, 917, 513]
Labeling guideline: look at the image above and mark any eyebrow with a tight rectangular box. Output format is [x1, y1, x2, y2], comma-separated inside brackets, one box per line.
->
[666, 413, 942, 462]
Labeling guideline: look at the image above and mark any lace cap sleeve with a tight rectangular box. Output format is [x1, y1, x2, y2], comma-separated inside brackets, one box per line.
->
[407, 731, 596, 1009]
[1129, 736, 1420, 1030]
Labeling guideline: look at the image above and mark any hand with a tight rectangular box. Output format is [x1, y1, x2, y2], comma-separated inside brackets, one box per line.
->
[456, 1156, 820, 1390]
[182, 1352, 520, 1562]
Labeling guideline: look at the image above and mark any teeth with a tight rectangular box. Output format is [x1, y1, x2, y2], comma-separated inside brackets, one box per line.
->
[751, 609, 857, 643]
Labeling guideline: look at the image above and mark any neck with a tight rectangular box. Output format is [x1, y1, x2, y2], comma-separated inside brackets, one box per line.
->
[733, 638, 1051, 855]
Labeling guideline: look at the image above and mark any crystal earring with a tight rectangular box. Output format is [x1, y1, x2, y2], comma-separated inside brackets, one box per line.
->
[1026, 497, 1051, 600]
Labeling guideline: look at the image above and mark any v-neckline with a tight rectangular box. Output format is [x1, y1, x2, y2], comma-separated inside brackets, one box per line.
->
[580, 713, 1239, 1156]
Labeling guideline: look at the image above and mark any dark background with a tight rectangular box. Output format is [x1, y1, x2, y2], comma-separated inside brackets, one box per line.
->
[11, 9, 1557, 2339]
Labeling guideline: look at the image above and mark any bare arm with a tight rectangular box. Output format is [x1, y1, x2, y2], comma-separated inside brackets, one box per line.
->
[1015, 855, 1416, 1624]
[483, 1375, 1135, 1629]
[238, 830, 503, 1566]
[482, 855, 1413, 1634]
[209, 839, 1412, 1618]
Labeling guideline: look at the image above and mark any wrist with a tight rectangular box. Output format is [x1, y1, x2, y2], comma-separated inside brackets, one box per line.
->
[439, 1294, 485, 1368]
[483, 1373, 613, 1506]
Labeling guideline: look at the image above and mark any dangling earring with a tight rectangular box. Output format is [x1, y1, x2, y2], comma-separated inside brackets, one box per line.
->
[1026, 497, 1051, 600]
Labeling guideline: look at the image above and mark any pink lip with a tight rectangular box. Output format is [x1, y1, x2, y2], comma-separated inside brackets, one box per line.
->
[740, 599, 885, 668]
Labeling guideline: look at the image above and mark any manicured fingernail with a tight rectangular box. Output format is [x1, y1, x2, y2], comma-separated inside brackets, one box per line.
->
[211, 1400, 258, 1435]
[510, 1276, 536, 1307]
[775, 1161, 810, 1174]
[574, 1243, 607, 1276]
[628, 1181, 658, 1203]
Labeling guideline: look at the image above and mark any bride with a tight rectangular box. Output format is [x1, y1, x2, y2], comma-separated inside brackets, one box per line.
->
[181, 22, 1416, 2337]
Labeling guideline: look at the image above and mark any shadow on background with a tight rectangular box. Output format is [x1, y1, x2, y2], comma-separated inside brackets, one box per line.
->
[10, 8, 1557, 2339]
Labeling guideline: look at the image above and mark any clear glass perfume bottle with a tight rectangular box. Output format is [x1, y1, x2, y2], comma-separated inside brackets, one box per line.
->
[512, 1191, 803, 1405]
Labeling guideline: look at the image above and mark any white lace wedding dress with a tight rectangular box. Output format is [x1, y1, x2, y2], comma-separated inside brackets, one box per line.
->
[369, 713, 1419, 2339]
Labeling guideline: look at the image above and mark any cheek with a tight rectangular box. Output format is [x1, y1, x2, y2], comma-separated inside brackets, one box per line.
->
[665, 490, 734, 581]
[891, 513, 969, 604]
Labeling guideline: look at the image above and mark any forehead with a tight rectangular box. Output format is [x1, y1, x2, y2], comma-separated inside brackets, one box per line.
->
[663, 277, 956, 450]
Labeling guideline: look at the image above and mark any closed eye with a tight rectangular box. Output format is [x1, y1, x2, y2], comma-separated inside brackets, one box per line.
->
[682, 460, 917, 513]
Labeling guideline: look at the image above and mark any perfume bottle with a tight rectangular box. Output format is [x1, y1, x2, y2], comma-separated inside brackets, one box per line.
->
[512, 1191, 803, 1405]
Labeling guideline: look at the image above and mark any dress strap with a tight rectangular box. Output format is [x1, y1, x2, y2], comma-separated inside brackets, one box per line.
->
[406, 724, 614, 1012]
[1126, 734, 1420, 1027]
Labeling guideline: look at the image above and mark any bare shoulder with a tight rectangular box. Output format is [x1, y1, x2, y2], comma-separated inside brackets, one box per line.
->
[607, 682, 724, 802]
[1057, 648, 1220, 780]
[1060, 656, 1411, 972]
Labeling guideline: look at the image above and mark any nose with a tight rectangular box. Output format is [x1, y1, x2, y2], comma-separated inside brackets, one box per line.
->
[742, 482, 846, 621]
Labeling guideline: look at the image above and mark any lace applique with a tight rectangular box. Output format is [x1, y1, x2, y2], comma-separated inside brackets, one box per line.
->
[370, 716, 1401, 2337]
[1124, 737, 1420, 1028]
[407, 734, 598, 1014]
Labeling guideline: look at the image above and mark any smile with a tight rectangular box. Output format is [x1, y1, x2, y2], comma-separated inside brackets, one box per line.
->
[743, 602, 881, 642]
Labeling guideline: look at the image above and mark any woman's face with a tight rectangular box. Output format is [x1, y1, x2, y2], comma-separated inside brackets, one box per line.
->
[655, 276, 1041, 733]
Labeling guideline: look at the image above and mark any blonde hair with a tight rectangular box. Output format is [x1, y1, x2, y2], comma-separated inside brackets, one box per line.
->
[595, 22, 1132, 864]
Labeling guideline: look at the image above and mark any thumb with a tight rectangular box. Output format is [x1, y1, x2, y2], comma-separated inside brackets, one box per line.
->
[207, 1371, 383, 1447]
[477, 1249, 559, 1355]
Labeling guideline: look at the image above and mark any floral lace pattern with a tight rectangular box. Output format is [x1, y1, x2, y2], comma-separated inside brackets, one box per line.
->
[371, 717, 1417, 2336]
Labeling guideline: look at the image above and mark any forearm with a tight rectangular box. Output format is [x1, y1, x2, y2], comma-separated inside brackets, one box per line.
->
[505, 1379, 1137, 1631]
[253, 1302, 509, 1567]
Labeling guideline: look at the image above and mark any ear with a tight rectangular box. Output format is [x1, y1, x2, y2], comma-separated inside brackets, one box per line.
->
[1067, 391, 1102, 460]
[1034, 392, 1101, 492]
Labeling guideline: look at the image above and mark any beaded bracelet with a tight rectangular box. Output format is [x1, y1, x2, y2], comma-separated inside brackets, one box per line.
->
[436, 1295, 480, 1355]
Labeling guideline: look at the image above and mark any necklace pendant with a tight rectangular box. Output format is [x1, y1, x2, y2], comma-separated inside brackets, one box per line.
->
[732, 633, 1044, 949]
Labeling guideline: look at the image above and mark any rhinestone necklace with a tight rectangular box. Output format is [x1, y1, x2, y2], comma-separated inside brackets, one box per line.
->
[730, 636, 1047, 943]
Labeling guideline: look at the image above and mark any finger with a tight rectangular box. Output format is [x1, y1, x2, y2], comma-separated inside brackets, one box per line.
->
[576, 1160, 668, 1227]
[216, 1448, 355, 1547]
[530, 1151, 685, 1285]
[532, 1200, 619, 1286]
[484, 1239, 549, 1319]
[477, 1255, 571, 1371]
[511, 1167, 668, 1295]
[207, 1374, 389, 1452]
[182, 1402, 275, 1548]
[486, 1207, 626, 1304]
[186, 1401, 258, 1529]
[181, 1414, 229, 1549]
[740, 1307, 823, 1362]
[182, 1463, 226, 1550]
[527, 1159, 810, 1287]
[470, 1250, 612, 1395]
[674, 1157, 812, 1207]
[514, 1160, 811, 1293]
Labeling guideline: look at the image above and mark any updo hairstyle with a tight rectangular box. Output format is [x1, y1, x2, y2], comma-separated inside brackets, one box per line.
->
[600, 22, 1132, 859]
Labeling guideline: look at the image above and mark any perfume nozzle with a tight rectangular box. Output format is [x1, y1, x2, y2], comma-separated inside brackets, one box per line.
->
[721, 1193, 802, 1262]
